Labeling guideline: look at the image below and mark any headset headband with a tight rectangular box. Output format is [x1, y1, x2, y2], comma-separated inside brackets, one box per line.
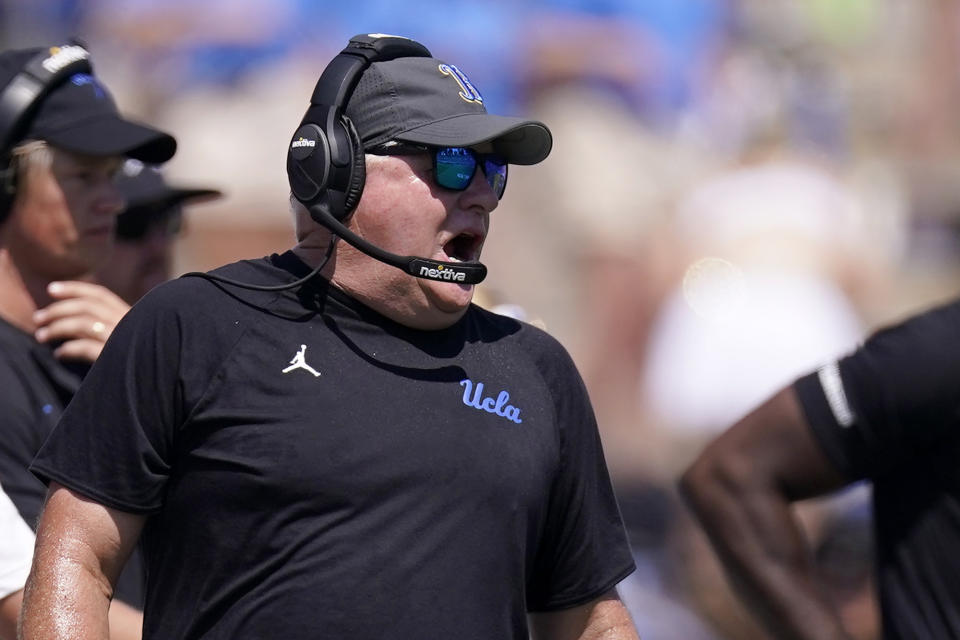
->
[310, 34, 432, 111]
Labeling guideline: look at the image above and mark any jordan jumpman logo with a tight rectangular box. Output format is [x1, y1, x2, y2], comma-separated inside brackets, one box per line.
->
[282, 344, 321, 377]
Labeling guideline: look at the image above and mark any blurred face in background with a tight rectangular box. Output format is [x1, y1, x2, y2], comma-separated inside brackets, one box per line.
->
[94, 205, 182, 304]
[4, 143, 125, 280]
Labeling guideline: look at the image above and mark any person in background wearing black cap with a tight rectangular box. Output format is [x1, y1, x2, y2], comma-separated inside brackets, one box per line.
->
[98, 159, 221, 305]
[0, 43, 175, 640]
[32, 160, 222, 366]
[22, 34, 639, 640]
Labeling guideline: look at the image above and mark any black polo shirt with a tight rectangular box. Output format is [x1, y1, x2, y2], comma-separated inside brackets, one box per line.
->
[0, 316, 144, 607]
[32, 252, 635, 639]
[0, 318, 77, 526]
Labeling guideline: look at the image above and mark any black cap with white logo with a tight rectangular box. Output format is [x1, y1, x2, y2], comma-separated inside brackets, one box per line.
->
[0, 46, 175, 162]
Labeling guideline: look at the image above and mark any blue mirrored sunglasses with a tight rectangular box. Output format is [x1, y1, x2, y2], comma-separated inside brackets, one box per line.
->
[369, 143, 508, 199]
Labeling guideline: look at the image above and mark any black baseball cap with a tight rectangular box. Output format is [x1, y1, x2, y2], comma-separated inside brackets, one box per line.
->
[0, 46, 176, 162]
[114, 160, 221, 239]
[347, 55, 552, 165]
[117, 160, 221, 211]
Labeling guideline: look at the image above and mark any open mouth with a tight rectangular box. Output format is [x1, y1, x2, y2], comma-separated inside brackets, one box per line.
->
[443, 232, 483, 263]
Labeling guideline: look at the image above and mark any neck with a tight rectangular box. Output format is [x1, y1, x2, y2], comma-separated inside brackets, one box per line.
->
[329, 248, 467, 331]
[0, 249, 52, 333]
[291, 238, 337, 278]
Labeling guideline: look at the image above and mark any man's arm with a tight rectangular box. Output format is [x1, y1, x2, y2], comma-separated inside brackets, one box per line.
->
[528, 589, 639, 640]
[19, 483, 145, 640]
[679, 386, 853, 640]
[4, 574, 141, 640]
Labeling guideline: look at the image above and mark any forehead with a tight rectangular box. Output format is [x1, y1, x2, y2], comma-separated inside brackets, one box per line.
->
[50, 147, 124, 172]
[422, 142, 496, 154]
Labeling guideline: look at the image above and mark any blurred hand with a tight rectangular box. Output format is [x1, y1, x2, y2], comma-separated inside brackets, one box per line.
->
[33, 281, 131, 363]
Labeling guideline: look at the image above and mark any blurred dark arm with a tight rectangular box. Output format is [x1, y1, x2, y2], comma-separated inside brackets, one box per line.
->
[679, 386, 854, 640]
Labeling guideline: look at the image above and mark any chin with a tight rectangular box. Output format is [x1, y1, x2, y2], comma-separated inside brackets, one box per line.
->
[421, 280, 474, 321]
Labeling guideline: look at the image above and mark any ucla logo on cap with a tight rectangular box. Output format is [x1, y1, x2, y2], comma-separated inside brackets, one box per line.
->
[438, 63, 483, 104]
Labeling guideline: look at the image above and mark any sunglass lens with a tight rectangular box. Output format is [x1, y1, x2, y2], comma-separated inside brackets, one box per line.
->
[435, 147, 477, 190]
[484, 158, 507, 199]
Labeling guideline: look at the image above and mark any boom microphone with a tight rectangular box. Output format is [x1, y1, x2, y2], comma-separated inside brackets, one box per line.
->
[308, 204, 487, 285]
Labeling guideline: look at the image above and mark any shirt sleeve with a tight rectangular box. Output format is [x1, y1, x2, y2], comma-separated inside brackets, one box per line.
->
[795, 298, 960, 479]
[0, 482, 34, 600]
[30, 280, 218, 514]
[525, 332, 636, 611]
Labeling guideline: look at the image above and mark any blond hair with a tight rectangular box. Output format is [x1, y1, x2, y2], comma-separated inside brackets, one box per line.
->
[9, 139, 52, 174]
[2, 140, 51, 218]
[3, 140, 52, 201]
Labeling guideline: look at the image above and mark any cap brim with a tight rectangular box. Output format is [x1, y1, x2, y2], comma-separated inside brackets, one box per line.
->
[127, 186, 222, 210]
[395, 114, 552, 165]
[43, 115, 176, 163]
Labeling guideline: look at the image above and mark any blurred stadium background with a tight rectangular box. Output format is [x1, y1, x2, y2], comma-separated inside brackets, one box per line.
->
[5, 1, 960, 637]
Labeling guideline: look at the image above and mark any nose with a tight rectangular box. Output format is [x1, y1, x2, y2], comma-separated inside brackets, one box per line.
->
[97, 178, 126, 217]
[461, 165, 499, 213]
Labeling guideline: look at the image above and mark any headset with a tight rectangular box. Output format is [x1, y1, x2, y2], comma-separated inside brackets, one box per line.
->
[286, 33, 488, 286]
[0, 42, 93, 219]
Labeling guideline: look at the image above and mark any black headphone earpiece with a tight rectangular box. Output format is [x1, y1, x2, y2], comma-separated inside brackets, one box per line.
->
[286, 105, 366, 222]
[0, 42, 93, 221]
[341, 116, 366, 215]
[286, 34, 431, 223]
